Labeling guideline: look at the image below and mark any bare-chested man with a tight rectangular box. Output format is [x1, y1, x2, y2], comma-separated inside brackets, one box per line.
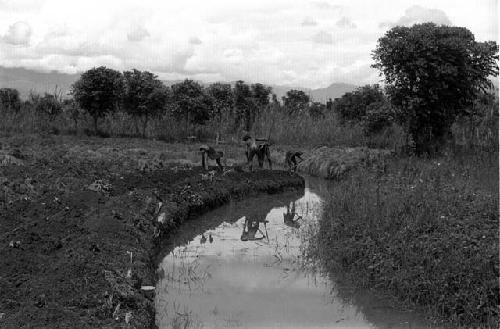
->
[242, 134, 272, 171]
[199, 145, 224, 171]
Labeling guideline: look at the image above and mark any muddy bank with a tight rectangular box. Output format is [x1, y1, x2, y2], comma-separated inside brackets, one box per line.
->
[297, 146, 391, 179]
[0, 135, 303, 329]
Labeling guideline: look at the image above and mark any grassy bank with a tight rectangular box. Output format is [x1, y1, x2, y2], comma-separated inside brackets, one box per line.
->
[309, 151, 499, 327]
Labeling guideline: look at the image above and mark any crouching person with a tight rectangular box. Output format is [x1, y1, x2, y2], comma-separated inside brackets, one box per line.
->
[199, 145, 224, 172]
[285, 151, 303, 173]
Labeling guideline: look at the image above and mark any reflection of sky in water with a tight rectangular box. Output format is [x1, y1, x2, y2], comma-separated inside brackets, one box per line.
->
[156, 179, 434, 329]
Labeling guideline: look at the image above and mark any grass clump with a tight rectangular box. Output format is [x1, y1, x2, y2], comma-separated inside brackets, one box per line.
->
[310, 151, 499, 327]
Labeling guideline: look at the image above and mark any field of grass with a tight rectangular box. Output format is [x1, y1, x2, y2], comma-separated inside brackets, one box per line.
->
[308, 150, 499, 327]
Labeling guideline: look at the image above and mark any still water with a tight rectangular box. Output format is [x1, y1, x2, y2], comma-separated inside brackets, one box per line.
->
[156, 178, 435, 329]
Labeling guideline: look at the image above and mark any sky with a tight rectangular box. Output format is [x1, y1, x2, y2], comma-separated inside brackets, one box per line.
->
[0, 0, 497, 88]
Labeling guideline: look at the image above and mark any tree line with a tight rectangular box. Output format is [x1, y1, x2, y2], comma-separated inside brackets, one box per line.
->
[1, 23, 498, 154]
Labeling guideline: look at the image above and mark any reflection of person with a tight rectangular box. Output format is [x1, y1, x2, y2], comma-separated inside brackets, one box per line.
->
[283, 202, 302, 229]
[241, 217, 268, 241]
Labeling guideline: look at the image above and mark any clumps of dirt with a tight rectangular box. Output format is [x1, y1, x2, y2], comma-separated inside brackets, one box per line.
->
[297, 146, 391, 179]
[0, 134, 304, 329]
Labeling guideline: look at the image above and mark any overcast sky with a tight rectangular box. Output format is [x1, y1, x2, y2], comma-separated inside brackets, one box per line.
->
[0, 0, 497, 88]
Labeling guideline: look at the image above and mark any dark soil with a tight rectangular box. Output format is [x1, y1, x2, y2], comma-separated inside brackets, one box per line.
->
[0, 135, 304, 329]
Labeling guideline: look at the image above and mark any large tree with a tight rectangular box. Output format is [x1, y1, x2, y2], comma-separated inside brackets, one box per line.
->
[72, 66, 124, 133]
[123, 69, 169, 137]
[372, 23, 499, 154]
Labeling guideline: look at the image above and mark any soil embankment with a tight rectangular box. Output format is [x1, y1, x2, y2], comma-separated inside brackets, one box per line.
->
[0, 135, 304, 329]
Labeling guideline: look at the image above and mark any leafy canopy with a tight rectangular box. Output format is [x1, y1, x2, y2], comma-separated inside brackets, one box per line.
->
[72, 66, 124, 122]
[333, 84, 386, 123]
[171, 79, 211, 125]
[123, 69, 169, 118]
[372, 23, 499, 151]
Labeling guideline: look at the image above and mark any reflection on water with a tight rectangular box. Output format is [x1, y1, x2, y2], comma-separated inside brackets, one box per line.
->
[156, 178, 436, 329]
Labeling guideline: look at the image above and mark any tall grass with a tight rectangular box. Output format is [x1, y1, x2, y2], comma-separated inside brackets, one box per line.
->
[0, 94, 497, 154]
[308, 151, 499, 327]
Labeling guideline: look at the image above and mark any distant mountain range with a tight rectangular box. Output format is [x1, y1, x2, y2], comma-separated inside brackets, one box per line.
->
[0, 66, 358, 102]
[0, 66, 79, 98]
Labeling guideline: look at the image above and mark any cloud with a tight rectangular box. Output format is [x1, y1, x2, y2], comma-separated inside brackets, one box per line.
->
[0, 0, 495, 89]
[301, 17, 317, 27]
[2, 21, 31, 45]
[189, 36, 202, 45]
[336, 17, 356, 29]
[312, 31, 333, 44]
[382, 5, 452, 28]
[127, 26, 150, 42]
[311, 1, 342, 11]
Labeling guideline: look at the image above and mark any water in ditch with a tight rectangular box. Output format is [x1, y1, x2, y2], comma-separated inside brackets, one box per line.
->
[156, 177, 437, 329]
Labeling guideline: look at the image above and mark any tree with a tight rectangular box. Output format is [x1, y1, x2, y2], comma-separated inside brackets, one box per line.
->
[233, 80, 253, 131]
[333, 84, 386, 123]
[207, 83, 233, 141]
[0, 88, 21, 113]
[171, 79, 210, 132]
[232, 81, 272, 132]
[72, 66, 124, 133]
[251, 83, 272, 108]
[282, 90, 310, 116]
[308, 101, 326, 119]
[372, 23, 499, 154]
[123, 69, 169, 137]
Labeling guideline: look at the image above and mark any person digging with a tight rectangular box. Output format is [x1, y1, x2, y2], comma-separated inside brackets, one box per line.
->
[199, 145, 224, 172]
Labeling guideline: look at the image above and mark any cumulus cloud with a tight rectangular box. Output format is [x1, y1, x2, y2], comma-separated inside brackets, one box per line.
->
[189, 36, 202, 45]
[2, 21, 31, 45]
[336, 17, 356, 29]
[0, 0, 495, 88]
[312, 31, 333, 44]
[381, 5, 452, 28]
[127, 26, 150, 42]
[301, 17, 317, 26]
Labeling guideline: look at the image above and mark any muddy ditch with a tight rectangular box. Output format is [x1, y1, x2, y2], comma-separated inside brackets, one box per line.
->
[154, 177, 437, 329]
